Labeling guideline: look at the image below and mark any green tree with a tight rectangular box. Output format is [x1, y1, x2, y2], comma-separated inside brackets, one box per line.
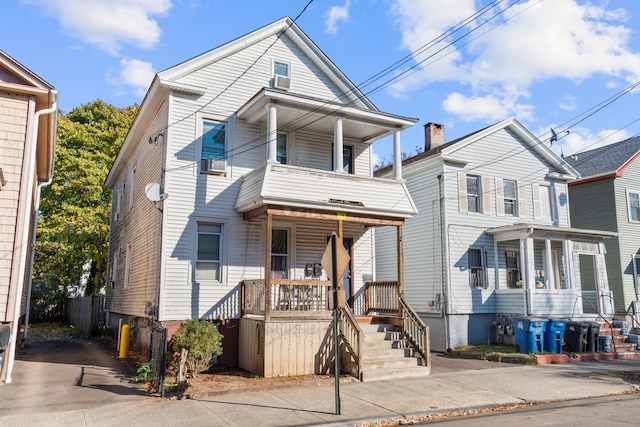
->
[34, 100, 139, 296]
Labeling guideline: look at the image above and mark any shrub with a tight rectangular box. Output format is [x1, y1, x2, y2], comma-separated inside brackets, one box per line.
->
[171, 320, 223, 378]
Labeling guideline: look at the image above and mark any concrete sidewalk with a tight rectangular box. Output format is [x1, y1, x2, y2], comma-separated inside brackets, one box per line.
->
[2, 341, 639, 427]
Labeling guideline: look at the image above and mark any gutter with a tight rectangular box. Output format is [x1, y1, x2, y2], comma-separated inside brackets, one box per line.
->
[4, 90, 57, 384]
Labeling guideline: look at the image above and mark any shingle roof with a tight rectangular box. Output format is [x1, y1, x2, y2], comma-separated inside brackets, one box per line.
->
[565, 136, 640, 178]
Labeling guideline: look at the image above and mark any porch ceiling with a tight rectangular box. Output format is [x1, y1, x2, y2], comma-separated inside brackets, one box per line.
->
[487, 223, 618, 242]
[236, 88, 417, 143]
[235, 162, 417, 220]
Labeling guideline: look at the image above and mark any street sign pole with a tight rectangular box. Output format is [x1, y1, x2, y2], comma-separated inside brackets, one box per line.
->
[331, 234, 341, 415]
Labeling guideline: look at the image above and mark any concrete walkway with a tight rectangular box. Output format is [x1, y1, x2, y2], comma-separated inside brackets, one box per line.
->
[1, 340, 639, 426]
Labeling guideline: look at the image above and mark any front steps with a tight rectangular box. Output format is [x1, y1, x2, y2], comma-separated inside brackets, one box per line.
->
[358, 322, 430, 382]
[597, 323, 639, 358]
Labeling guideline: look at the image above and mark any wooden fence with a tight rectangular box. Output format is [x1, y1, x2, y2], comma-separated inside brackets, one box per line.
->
[29, 296, 105, 336]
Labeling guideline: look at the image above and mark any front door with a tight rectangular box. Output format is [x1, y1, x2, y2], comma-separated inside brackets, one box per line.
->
[343, 238, 353, 307]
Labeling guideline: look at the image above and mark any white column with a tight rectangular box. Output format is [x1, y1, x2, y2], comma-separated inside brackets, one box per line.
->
[545, 239, 554, 289]
[334, 116, 343, 172]
[525, 237, 535, 315]
[393, 130, 402, 180]
[267, 103, 277, 162]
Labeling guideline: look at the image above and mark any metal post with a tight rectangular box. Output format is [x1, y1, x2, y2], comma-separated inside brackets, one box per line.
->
[331, 234, 341, 415]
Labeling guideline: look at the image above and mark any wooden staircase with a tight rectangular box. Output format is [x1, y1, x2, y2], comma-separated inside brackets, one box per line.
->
[358, 321, 431, 382]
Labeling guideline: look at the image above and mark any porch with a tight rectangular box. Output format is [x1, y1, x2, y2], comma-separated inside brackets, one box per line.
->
[239, 280, 430, 381]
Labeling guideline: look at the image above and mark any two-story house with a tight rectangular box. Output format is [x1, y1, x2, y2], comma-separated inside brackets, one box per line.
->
[375, 119, 616, 352]
[0, 51, 57, 383]
[105, 17, 430, 380]
[566, 137, 640, 325]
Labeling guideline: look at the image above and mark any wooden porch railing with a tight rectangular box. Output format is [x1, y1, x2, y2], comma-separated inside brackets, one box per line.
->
[338, 306, 363, 378]
[365, 281, 430, 367]
[399, 296, 430, 366]
[241, 279, 332, 319]
[364, 281, 399, 314]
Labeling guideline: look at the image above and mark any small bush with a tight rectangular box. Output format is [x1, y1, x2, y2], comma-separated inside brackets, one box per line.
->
[171, 320, 223, 378]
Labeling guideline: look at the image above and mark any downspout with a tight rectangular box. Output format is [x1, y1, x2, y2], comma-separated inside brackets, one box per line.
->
[5, 90, 58, 384]
[437, 174, 451, 350]
[23, 176, 54, 344]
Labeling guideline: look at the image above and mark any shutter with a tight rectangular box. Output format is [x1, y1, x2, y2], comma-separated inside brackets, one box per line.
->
[532, 184, 541, 220]
[458, 172, 468, 213]
[518, 183, 527, 218]
[495, 178, 504, 216]
[481, 176, 491, 214]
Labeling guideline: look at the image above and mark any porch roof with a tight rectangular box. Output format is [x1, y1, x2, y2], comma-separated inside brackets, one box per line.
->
[235, 162, 418, 220]
[237, 88, 418, 143]
[486, 223, 618, 242]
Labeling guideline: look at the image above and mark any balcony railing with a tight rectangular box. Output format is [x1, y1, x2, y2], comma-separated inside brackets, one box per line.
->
[365, 281, 399, 314]
[241, 279, 332, 319]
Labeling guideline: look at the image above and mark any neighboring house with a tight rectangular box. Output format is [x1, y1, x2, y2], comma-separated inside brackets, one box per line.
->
[105, 17, 428, 380]
[375, 119, 616, 352]
[0, 51, 58, 383]
[566, 137, 640, 323]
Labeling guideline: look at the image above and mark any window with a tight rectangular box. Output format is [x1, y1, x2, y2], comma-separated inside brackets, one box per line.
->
[627, 190, 640, 222]
[505, 250, 520, 288]
[196, 224, 222, 281]
[115, 187, 122, 221]
[274, 61, 289, 77]
[202, 120, 226, 161]
[111, 252, 119, 290]
[331, 144, 354, 174]
[503, 180, 517, 216]
[466, 175, 480, 213]
[124, 244, 131, 289]
[277, 133, 287, 165]
[271, 229, 289, 279]
[129, 166, 136, 209]
[468, 247, 486, 288]
[633, 255, 640, 292]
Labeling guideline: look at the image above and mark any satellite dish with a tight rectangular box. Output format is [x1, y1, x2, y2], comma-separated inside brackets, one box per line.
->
[145, 183, 168, 202]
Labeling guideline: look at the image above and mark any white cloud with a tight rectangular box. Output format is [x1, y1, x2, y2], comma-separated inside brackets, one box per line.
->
[107, 58, 156, 98]
[557, 95, 577, 112]
[389, 0, 640, 122]
[24, 0, 172, 55]
[325, 0, 351, 35]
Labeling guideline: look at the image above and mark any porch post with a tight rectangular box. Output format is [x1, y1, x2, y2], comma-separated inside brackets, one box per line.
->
[544, 239, 554, 289]
[397, 224, 404, 317]
[334, 116, 344, 172]
[393, 129, 402, 180]
[267, 103, 277, 162]
[265, 212, 273, 320]
[563, 240, 572, 289]
[525, 237, 535, 315]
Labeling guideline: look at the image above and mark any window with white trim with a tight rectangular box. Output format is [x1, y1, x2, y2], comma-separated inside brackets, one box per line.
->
[274, 61, 290, 77]
[124, 244, 131, 289]
[627, 190, 640, 222]
[505, 250, 521, 288]
[467, 175, 481, 213]
[196, 223, 222, 282]
[468, 247, 486, 288]
[276, 133, 288, 165]
[503, 180, 517, 216]
[202, 120, 226, 161]
[331, 144, 354, 174]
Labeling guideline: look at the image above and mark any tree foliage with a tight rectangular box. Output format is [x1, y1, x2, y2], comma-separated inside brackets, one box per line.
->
[171, 320, 224, 378]
[34, 100, 139, 295]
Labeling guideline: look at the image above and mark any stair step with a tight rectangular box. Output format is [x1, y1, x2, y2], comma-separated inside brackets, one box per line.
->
[361, 347, 417, 359]
[361, 365, 431, 382]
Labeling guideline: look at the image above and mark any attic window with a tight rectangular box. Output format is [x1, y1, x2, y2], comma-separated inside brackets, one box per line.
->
[274, 61, 289, 77]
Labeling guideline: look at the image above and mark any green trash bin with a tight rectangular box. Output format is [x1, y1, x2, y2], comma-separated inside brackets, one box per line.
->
[584, 321, 600, 353]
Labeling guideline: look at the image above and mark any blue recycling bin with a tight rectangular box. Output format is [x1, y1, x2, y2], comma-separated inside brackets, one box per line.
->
[544, 319, 567, 354]
[513, 317, 547, 354]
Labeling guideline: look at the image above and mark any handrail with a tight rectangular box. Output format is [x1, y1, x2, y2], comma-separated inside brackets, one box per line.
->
[337, 307, 363, 378]
[399, 296, 430, 366]
[365, 281, 399, 314]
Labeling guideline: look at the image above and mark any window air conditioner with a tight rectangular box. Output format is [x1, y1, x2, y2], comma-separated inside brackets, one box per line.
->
[273, 75, 291, 91]
[201, 158, 227, 173]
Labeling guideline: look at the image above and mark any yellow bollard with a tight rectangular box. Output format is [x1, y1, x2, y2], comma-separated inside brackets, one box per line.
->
[119, 324, 129, 358]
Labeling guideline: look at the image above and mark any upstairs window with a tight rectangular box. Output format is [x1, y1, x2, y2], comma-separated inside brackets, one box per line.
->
[277, 133, 288, 165]
[503, 180, 517, 216]
[274, 61, 290, 77]
[202, 120, 226, 160]
[196, 223, 222, 282]
[468, 247, 486, 289]
[627, 190, 640, 222]
[331, 144, 354, 174]
[466, 175, 480, 213]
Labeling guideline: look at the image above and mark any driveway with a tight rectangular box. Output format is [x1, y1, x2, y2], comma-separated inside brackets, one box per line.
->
[0, 338, 148, 416]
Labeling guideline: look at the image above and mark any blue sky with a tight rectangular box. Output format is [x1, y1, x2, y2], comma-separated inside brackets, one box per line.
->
[3, 0, 640, 163]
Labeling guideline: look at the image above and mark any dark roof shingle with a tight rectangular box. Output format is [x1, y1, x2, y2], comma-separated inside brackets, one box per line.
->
[565, 136, 640, 178]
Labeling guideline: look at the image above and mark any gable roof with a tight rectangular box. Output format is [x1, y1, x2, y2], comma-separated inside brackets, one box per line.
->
[565, 136, 640, 182]
[376, 117, 577, 179]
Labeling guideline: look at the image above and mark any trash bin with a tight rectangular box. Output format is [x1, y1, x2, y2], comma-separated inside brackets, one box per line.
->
[598, 335, 613, 352]
[0, 325, 11, 377]
[513, 317, 547, 354]
[612, 320, 630, 335]
[544, 319, 567, 354]
[584, 321, 600, 353]
[564, 321, 588, 353]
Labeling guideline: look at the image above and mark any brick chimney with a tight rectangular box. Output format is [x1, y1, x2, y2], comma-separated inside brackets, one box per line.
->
[425, 122, 445, 151]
